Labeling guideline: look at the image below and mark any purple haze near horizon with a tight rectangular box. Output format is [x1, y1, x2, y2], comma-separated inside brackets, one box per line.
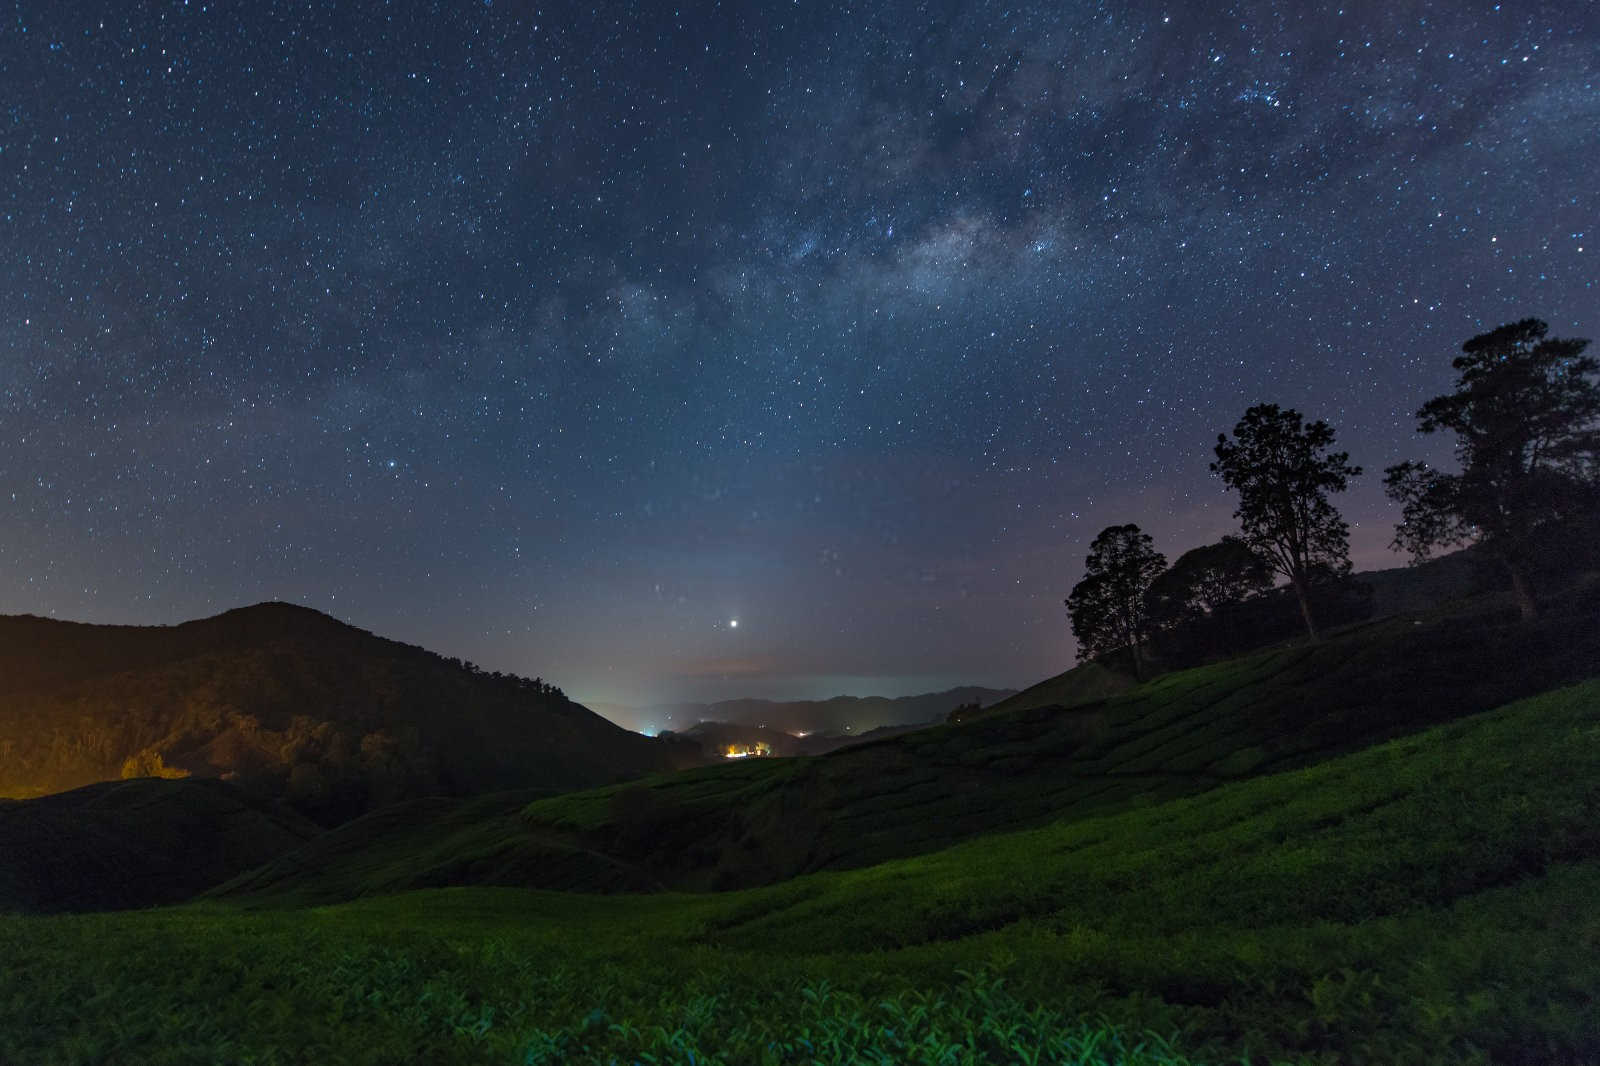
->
[1, 2, 1594, 707]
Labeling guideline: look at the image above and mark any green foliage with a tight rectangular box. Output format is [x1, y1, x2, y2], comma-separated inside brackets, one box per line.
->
[1211, 404, 1362, 640]
[0, 905, 1198, 1065]
[518, 973, 1198, 1066]
[4, 681, 1599, 1063]
[711, 680, 1600, 954]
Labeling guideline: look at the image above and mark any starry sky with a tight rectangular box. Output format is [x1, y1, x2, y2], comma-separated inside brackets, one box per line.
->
[2, 2, 1595, 710]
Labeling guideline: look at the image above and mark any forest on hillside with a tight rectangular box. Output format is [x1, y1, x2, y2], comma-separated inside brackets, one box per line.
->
[0, 606, 692, 823]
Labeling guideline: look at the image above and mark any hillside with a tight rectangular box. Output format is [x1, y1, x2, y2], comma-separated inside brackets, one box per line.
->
[0, 778, 320, 913]
[0, 603, 697, 822]
[211, 788, 658, 905]
[960, 659, 1136, 720]
[10, 680, 1599, 1063]
[218, 584, 1600, 904]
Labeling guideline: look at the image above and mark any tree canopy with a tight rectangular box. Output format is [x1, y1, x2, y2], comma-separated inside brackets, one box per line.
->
[1384, 318, 1598, 619]
[1065, 524, 1167, 678]
[1145, 537, 1272, 631]
[1211, 404, 1362, 642]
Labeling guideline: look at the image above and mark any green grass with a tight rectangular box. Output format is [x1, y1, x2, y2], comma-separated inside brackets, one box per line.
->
[6, 680, 1598, 1064]
[0, 902, 1199, 1065]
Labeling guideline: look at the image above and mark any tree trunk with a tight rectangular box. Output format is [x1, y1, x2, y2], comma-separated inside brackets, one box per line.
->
[1292, 575, 1321, 643]
[1130, 637, 1146, 682]
[1507, 560, 1538, 621]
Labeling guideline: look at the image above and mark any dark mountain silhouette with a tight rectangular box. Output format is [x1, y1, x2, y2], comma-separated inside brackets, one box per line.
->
[0, 602, 699, 823]
[0, 777, 320, 913]
[594, 685, 1015, 735]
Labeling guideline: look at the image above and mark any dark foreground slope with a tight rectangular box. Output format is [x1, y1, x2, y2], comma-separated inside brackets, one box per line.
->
[0, 778, 319, 913]
[9, 681, 1599, 1064]
[221, 586, 1600, 903]
[213, 788, 660, 904]
[0, 603, 694, 821]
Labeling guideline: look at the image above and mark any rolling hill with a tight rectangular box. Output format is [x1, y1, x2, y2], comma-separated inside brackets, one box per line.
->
[215, 582, 1600, 904]
[0, 777, 320, 913]
[8, 677, 1598, 1063]
[0, 602, 698, 823]
[4, 579, 1597, 1061]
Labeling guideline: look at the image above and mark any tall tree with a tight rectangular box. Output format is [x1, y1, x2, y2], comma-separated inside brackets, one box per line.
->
[1211, 404, 1362, 642]
[1065, 524, 1166, 679]
[1384, 318, 1598, 620]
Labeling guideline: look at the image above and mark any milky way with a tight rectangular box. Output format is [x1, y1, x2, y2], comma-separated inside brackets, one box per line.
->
[2, 2, 1595, 706]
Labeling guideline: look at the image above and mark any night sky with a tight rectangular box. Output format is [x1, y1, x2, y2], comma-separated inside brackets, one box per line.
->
[3, 2, 1595, 710]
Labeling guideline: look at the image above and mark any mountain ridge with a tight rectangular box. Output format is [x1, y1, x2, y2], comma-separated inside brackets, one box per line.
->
[0, 602, 698, 821]
[589, 685, 1016, 735]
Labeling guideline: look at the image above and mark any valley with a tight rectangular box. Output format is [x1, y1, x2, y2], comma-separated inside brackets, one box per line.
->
[2, 580, 1596, 1063]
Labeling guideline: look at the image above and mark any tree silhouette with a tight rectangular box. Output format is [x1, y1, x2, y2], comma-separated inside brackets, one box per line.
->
[1065, 524, 1167, 679]
[1145, 537, 1272, 654]
[1212, 404, 1362, 642]
[1384, 318, 1598, 620]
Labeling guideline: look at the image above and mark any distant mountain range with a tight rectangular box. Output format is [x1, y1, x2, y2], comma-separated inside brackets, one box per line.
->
[586, 686, 1017, 736]
[676, 718, 960, 759]
[0, 602, 698, 823]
